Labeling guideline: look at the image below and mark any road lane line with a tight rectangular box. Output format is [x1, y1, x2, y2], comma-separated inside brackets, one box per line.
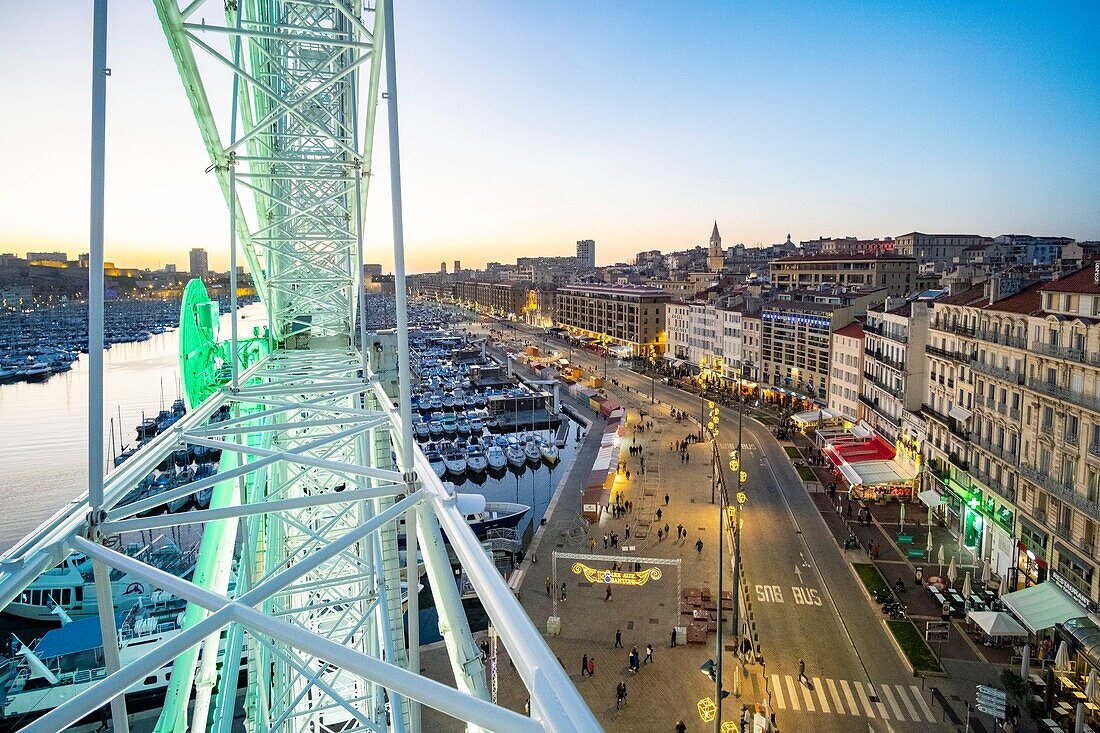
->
[826, 678, 844, 714]
[771, 675, 785, 709]
[897, 684, 920, 721]
[910, 685, 937, 722]
[853, 681, 876, 718]
[840, 679, 858, 715]
[880, 684, 904, 720]
[785, 676, 802, 711]
[800, 679, 815, 711]
[812, 677, 830, 713]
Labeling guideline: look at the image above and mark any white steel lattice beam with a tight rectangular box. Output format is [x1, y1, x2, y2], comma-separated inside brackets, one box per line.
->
[0, 1, 601, 732]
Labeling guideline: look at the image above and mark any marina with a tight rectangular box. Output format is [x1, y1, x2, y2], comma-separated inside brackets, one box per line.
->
[0, 305, 587, 726]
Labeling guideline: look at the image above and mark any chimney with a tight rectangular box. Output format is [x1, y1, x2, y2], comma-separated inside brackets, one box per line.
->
[988, 273, 1001, 305]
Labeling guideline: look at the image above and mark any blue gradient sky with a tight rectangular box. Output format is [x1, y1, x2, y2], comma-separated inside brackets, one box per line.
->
[1, 1, 1097, 272]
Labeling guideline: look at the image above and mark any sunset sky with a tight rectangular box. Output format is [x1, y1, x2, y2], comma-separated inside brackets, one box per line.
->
[1, 1, 1098, 273]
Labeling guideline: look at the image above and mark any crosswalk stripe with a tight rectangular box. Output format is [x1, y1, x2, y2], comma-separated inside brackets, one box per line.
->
[771, 675, 785, 709]
[785, 675, 802, 711]
[853, 681, 876, 718]
[800, 679, 815, 711]
[897, 684, 921, 721]
[911, 685, 937, 722]
[826, 678, 845, 715]
[881, 684, 904, 720]
[812, 677, 830, 713]
[840, 679, 858, 716]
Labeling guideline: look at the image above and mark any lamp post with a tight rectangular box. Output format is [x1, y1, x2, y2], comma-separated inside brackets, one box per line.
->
[731, 362, 745, 654]
[714, 433, 724, 733]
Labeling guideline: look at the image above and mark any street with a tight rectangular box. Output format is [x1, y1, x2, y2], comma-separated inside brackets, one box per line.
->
[492, 320, 947, 732]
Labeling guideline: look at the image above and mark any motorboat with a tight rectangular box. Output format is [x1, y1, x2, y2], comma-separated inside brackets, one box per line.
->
[453, 493, 530, 538]
[505, 441, 526, 469]
[485, 445, 507, 470]
[536, 435, 559, 464]
[441, 442, 467, 474]
[455, 415, 471, 435]
[3, 542, 197, 623]
[469, 415, 484, 433]
[396, 492, 529, 547]
[441, 393, 455, 409]
[441, 414, 457, 434]
[413, 417, 430, 439]
[20, 362, 51, 382]
[466, 444, 488, 473]
[428, 420, 443, 438]
[0, 593, 247, 727]
[423, 443, 446, 477]
[522, 438, 542, 464]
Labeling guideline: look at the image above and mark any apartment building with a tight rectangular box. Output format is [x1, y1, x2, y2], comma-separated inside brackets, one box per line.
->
[454, 281, 529, 317]
[741, 311, 763, 383]
[829, 321, 864, 423]
[925, 268, 1100, 603]
[666, 299, 745, 381]
[769, 253, 919, 297]
[860, 301, 930, 445]
[554, 284, 670, 356]
[894, 232, 985, 274]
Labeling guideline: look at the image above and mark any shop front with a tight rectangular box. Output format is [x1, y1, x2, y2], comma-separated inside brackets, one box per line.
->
[1012, 524, 1050, 592]
[933, 469, 1015, 579]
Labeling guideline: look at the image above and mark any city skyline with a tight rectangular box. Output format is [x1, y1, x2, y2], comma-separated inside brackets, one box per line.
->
[2, 2, 1098, 273]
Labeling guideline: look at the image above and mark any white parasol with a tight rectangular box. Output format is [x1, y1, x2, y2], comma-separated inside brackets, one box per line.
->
[1055, 641, 1071, 671]
[938, 544, 945, 576]
[947, 556, 957, 587]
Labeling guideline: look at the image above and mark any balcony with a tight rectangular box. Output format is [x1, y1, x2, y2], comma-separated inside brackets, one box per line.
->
[863, 371, 902, 399]
[1055, 523, 1073, 542]
[1029, 378, 1100, 414]
[976, 330, 1028, 349]
[865, 321, 909, 345]
[864, 347, 905, 371]
[970, 359, 1025, 385]
[948, 451, 969, 471]
[859, 394, 901, 427]
[1089, 442, 1100, 460]
[1031, 341, 1096, 366]
[970, 463, 1017, 502]
[1019, 465, 1100, 519]
[974, 438, 1018, 465]
[922, 403, 970, 441]
[926, 344, 971, 362]
[941, 323, 977, 337]
[1064, 431, 1080, 447]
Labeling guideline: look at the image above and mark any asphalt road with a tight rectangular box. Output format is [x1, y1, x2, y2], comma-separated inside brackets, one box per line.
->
[481, 321, 945, 733]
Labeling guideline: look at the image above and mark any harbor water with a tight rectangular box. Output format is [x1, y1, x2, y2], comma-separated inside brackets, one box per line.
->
[0, 304, 267, 552]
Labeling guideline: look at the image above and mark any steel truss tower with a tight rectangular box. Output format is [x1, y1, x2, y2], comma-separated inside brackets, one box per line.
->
[0, 2, 599, 732]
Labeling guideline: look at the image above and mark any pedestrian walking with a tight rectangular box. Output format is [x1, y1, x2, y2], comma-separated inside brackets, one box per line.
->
[644, 644, 653, 664]
[664, 522, 670, 538]
[581, 653, 588, 678]
[798, 658, 808, 684]
[658, 528, 664, 541]
[615, 629, 623, 648]
[671, 627, 678, 647]
[560, 583, 567, 602]
[740, 636, 752, 663]
[656, 507, 663, 521]
[545, 577, 551, 597]
[696, 539, 704, 555]
[625, 525, 630, 540]
[605, 585, 613, 602]
[664, 493, 670, 505]
[677, 523, 684, 540]
[675, 721, 687, 733]
[615, 681, 626, 710]
[589, 537, 596, 552]
[603, 534, 609, 549]
[587, 657, 595, 677]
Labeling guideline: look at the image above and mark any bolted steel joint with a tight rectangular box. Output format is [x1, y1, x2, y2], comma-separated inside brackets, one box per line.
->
[84, 508, 109, 543]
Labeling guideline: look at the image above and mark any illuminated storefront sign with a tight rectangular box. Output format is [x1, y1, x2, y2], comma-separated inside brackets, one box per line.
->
[570, 562, 662, 586]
